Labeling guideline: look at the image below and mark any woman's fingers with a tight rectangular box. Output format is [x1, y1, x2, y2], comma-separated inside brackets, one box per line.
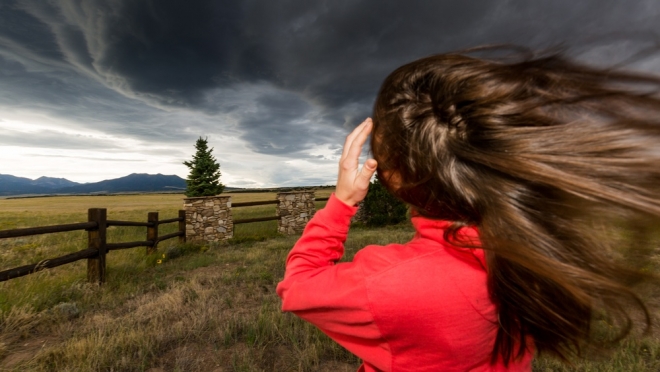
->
[346, 118, 372, 163]
[340, 120, 372, 175]
[341, 118, 371, 160]
[355, 158, 378, 191]
[335, 118, 377, 206]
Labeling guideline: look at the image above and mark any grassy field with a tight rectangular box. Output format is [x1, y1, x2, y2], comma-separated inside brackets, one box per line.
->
[1, 192, 660, 371]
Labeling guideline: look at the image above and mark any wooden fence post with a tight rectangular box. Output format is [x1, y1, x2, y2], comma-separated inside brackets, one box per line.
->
[147, 212, 158, 254]
[87, 208, 107, 284]
[178, 210, 186, 243]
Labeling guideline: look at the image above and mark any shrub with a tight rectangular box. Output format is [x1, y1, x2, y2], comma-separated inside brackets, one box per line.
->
[361, 178, 408, 227]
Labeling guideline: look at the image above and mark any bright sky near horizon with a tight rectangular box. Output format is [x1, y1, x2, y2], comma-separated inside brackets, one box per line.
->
[1, 1, 659, 186]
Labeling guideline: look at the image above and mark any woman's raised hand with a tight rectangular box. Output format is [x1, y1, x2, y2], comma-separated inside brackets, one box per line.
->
[335, 118, 378, 206]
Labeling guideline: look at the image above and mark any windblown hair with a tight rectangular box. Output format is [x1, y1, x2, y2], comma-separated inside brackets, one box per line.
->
[371, 49, 660, 364]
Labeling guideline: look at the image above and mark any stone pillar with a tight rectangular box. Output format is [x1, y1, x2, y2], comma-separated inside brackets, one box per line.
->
[277, 191, 315, 235]
[183, 196, 233, 242]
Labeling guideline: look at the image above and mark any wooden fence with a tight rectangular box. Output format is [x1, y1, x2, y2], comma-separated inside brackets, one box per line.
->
[233, 200, 281, 225]
[0, 195, 331, 285]
[231, 197, 329, 225]
[0, 209, 185, 284]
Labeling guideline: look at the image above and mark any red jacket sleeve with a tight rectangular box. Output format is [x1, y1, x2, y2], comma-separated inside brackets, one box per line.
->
[276, 194, 391, 371]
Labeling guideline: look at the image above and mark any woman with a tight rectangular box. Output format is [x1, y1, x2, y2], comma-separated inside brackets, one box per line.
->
[277, 50, 660, 371]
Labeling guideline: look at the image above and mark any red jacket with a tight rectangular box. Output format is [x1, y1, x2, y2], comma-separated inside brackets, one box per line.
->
[276, 194, 534, 371]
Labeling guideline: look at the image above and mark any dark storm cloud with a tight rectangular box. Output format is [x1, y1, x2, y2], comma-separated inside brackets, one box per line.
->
[234, 88, 346, 155]
[0, 49, 219, 146]
[2, 0, 249, 105]
[1, 0, 659, 175]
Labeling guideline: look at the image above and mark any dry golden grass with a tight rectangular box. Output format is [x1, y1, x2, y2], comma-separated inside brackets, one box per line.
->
[1, 191, 660, 371]
[0, 189, 369, 371]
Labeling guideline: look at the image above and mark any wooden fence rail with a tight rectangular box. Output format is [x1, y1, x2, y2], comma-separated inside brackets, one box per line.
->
[0, 209, 185, 284]
[106, 220, 152, 227]
[231, 196, 329, 225]
[0, 249, 99, 283]
[232, 200, 279, 207]
[233, 216, 281, 225]
[0, 222, 98, 239]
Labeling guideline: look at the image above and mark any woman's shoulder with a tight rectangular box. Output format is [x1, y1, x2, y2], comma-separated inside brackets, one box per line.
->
[350, 238, 472, 279]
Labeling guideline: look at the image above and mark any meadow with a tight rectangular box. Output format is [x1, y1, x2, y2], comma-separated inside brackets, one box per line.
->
[0, 192, 660, 371]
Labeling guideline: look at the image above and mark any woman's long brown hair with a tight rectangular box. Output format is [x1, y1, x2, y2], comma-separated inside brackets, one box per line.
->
[371, 49, 660, 364]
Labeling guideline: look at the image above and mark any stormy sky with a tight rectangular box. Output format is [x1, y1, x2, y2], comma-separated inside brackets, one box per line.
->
[1, 1, 659, 187]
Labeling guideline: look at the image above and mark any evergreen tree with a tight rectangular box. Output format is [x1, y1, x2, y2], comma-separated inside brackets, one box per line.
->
[183, 137, 225, 197]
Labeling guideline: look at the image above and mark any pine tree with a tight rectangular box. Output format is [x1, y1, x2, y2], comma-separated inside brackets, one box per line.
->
[183, 137, 225, 197]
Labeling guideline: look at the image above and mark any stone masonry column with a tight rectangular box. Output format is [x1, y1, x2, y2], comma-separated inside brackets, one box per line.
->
[183, 196, 233, 242]
[277, 191, 315, 235]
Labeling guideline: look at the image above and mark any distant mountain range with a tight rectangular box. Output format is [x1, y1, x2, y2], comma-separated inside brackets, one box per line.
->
[0, 173, 189, 196]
